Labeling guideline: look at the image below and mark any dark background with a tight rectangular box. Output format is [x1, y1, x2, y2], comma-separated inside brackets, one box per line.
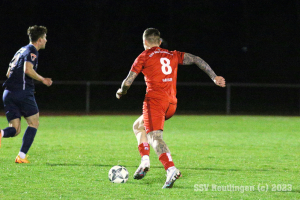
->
[0, 0, 299, 115]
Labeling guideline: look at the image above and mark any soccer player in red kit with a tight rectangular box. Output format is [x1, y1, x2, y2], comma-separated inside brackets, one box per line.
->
[116, 28, 226, 188]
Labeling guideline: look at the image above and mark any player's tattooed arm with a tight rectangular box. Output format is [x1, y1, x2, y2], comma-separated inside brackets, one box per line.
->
[183, 53, 226, 87]
[116, 71, 138, 99]
[122, 71, 138, 90]
[183, 53, 217, 81]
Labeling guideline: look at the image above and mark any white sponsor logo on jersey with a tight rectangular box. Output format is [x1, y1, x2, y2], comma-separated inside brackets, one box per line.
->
[162, 78, 172, 82]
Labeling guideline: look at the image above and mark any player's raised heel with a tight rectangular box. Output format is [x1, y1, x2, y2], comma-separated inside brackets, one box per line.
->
[15, 155, 30, 163]
[133, 161, 150, 180]
[162, 168, 182, 189]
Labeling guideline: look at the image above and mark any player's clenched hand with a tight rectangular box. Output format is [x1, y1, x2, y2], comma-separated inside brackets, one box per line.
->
[214, 76, 226, 87]
[42, 78, 53, 87]
[116, 88, 127, 99]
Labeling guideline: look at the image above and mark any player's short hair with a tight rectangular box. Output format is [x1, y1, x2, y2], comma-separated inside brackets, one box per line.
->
[143, 28, 161, 45]
[27, 25, 47, 42]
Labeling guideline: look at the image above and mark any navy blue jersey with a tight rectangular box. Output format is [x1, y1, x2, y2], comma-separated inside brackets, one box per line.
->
[3, 44, 39, 91]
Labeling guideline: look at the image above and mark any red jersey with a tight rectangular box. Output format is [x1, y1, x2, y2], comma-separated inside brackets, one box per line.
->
[130, 47, 185, 104]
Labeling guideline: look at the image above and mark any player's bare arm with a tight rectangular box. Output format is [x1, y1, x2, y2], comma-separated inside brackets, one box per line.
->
[6, 67, 11, 78]
[116, 71, 138, 99]
[24, 61, 52, 86]
[183, 53, 226, 87]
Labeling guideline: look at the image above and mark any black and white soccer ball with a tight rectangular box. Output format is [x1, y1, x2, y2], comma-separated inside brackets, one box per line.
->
[108, 165, 129, 183]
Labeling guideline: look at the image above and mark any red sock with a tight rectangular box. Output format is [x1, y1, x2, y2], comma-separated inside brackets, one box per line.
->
[138, 142, 150, 157]
[159, 153, 175, 170]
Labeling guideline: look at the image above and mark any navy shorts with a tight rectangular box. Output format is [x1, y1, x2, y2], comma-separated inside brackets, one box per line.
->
[2, 89, 39, 122]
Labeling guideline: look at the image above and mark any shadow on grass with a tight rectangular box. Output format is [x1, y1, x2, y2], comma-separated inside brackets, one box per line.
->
[46, 163, 164, 169]
[45, 163, 274, 172]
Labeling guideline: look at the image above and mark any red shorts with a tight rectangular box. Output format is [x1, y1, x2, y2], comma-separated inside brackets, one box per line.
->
[143, 98, 177, 133]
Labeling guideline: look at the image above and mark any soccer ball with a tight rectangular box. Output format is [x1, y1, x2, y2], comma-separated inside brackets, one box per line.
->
[108, 165, 129, 183]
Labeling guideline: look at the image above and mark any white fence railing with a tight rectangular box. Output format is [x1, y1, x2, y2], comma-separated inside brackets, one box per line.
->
[1, 81, 300, 114]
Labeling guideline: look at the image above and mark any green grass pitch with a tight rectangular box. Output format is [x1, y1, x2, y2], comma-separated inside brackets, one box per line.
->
[0, 115, 299, 199]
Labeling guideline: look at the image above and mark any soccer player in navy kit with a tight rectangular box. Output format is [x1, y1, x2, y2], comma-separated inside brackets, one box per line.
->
[0, 25, 52, 163]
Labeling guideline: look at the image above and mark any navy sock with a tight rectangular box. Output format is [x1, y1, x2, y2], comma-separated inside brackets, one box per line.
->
[2, 127, 16, 138]
[20, 127, 37, 154]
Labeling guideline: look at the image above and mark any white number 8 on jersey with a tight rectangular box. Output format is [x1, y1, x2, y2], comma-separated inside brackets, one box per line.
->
[160, 58, 172, 75]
